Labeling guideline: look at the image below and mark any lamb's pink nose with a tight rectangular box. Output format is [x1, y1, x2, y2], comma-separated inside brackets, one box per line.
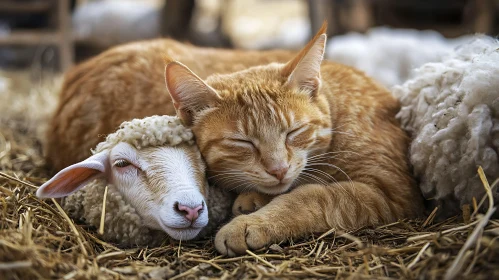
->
[176, 203, 203, 222]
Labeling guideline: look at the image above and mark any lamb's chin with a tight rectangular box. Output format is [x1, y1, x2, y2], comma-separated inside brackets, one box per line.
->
[163, 226, 203, 241]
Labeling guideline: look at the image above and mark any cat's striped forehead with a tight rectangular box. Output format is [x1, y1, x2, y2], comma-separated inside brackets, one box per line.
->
[222, 85, 305, 132]
[233, 104, 296, 137]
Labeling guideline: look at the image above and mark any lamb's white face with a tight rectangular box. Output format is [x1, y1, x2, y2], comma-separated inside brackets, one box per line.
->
[37, 141, 210, 241]
[108, 142, 209, 240]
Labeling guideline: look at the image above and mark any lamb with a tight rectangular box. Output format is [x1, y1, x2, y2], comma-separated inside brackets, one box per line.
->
[37, 115, 234, 246]
[393, 37, 499, 217]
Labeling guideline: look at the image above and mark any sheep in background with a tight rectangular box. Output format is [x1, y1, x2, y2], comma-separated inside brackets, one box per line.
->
[72, 0, 160, 47]
[37, 115, 234, 246]
[326, 27, 474, 88]
[394, 37, 499, 217]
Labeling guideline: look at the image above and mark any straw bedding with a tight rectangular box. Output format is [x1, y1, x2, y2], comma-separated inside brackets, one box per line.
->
[1, 71, 498, 279]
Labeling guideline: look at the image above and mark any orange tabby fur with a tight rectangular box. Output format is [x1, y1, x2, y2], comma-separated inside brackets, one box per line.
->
[164, 23, 423, 256]
[46, 39, 294, 172]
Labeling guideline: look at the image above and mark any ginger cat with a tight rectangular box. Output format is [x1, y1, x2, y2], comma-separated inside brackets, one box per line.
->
[164, 23, 423, 256]
[46, 39, 294, 172]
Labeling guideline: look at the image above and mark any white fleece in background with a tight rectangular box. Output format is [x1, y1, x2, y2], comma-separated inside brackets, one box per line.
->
[394, 37, 499, 216]
[326, 27, 473, 88]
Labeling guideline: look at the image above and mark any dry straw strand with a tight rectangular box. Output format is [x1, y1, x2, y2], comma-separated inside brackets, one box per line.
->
[444, 167, 496, 280]
[98, 185, 109, 235]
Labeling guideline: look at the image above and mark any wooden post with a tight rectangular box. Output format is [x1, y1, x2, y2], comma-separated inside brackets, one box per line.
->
[58, 0, 73, 71]
[160, 0, 195, 40]
[307, 0, 336, 37]
[472, 0, 494, 34]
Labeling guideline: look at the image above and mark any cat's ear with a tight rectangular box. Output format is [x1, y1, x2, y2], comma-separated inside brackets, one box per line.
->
[164, 61, 221, 126]
[282, 21, 327, 96]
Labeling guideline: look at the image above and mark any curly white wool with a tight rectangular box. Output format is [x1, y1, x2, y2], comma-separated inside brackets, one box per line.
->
[94, 115, 194, 153]
[394, 37, 499, 216]
[64, 180, 166, 246]
[62, 115, 233, 246]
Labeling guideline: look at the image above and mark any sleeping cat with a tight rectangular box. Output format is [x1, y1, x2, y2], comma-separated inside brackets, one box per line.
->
[46, 39, 294, 172]
[164, 23, 423, 256]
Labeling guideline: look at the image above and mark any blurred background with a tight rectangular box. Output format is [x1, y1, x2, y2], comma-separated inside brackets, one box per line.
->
[0, 0, 498, 85]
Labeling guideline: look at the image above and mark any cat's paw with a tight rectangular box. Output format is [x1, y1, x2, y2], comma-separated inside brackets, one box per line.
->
[214, 215, 271, 256]
[232, 192, 273, 216]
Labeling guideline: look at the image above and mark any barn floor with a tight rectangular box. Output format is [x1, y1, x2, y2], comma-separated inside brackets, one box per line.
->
[0, 71, 498, 279]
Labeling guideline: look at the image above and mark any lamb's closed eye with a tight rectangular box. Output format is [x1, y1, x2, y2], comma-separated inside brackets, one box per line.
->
[113, 159, 131, 168]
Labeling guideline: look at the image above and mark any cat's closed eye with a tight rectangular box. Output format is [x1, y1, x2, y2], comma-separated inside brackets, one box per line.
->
[228, 138, 256, 150]
[287, 126, 309, 140]
[286, 125, 314, 147]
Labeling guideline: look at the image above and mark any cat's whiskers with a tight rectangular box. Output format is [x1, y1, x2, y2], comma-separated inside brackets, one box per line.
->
[207, 167, 244, 175]
[307, 151, 340, 160]
[208, 167, 273, 192]
[210, 175, 248, 188]
[207, 167, 254, 186]
[229, 181, 258, 193]
[207, 171, 245, 180]
[306, 162, 355, 189]
[307, 150, 361, 161]
[302, 167, 346, 193]
[219, 177, 248, 184]
[207, 170, 245, 179]
[210, 172, 262, 192]
[292, 176, 307, 188]
[308, 158, 348, 165]
[239, 183, 258, 193]
[298, 172, 329, 186]
[306, 155, 344, 164]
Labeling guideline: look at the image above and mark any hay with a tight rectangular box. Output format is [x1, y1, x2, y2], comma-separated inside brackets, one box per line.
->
[1, 72, 498, 279]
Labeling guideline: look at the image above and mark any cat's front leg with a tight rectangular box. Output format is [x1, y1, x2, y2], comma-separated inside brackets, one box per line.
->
[232, 191, 274, 216]
[215, 182, 402, 256]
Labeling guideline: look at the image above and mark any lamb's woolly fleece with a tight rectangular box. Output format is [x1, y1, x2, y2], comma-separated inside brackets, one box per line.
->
[63, 115, 234, 246]
[326, 27, 473, 88]
[394, 37, 499, 216]
[93, 115, 195, 153]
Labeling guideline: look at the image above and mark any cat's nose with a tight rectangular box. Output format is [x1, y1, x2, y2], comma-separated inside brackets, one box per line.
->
[175, 202, 203, 222]
[266, 164, 289, 181]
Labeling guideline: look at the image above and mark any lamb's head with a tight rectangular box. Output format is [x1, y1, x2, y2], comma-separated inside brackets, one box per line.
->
[37, 116, 209, 240]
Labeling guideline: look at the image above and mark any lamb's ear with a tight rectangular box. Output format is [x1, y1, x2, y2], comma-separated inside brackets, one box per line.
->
[165, 61, 221, 126]
[36, 151, 109, 198]
[282, 21, 327, 96]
